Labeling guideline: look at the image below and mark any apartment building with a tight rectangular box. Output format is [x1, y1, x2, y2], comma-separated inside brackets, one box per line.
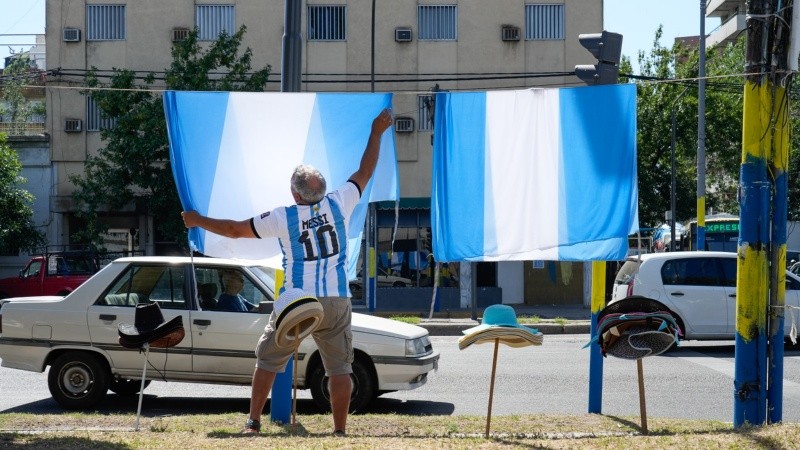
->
[43, 1, 602, 306]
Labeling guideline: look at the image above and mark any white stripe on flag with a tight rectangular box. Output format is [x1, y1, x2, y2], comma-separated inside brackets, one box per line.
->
[484, 89, 560, 260]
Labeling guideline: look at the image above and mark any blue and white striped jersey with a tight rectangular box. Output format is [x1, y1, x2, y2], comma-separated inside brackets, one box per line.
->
[250, 181, 361, 298]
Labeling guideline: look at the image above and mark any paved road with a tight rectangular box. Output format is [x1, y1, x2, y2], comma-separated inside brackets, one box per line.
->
[3, 335, 800, 422]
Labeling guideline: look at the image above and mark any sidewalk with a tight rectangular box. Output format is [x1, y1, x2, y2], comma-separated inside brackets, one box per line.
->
[405, 304, 593, 336]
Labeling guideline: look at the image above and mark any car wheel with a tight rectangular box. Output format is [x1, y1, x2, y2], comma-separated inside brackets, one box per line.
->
[109, 378, 151, 396]
[392, 281, 406, 287]
[309, 355, 377, 414]
[48, 351, 110, 410]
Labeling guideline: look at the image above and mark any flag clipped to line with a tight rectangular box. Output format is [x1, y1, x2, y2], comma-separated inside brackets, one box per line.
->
[431, 84, 638, 262]
[165, 91, 399, 273]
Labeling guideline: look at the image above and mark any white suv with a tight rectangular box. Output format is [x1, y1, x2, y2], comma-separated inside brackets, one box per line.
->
[612, 251, 800, 341]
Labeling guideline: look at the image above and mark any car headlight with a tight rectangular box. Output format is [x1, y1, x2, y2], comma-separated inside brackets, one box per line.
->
[405, 335, 432, 356]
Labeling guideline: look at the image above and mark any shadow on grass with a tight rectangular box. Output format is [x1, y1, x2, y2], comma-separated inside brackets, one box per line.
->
[1, 434, 131, 449]
[4, 394, 455, 418]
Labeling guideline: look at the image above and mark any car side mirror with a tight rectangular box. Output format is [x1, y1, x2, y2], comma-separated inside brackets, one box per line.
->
[258, 301, 274, 315]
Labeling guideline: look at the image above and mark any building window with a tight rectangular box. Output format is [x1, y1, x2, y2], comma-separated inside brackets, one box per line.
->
[417, 95, 434, 131]
[418, 5, 457, 40]
[86, 96, 116, 132]
[196, 5, 236, 41]
[86, 4, 126, 41]
[525, 4, 565, 40]
[307, 5, 347, 41]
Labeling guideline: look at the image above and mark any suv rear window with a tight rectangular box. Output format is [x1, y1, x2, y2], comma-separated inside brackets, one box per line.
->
[614, 260, 641, 284]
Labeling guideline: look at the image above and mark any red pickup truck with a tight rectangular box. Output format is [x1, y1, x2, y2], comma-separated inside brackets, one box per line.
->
[0, 252, 99, 299]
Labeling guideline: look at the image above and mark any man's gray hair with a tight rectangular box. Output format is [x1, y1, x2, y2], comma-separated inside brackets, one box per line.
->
[291, 165, 327, 204]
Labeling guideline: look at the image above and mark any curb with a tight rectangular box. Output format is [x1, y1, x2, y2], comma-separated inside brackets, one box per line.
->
[419, 321, 591, 336]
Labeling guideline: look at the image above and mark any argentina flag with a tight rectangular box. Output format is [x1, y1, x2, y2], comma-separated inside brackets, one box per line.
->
[431, 84, 638, 262]
[165, 91, 399, 271]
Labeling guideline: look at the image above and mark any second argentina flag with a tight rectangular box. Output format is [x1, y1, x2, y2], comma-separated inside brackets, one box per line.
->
[431, 84, 638, 262]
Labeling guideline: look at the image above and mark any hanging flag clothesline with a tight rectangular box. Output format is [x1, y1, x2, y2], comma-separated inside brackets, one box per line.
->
[431, 84, 639, 262]
[165, 91, 400, 274]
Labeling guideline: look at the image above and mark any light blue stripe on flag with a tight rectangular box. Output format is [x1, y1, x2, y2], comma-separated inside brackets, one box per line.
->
[558, 85, 637, 261]
[431, 91, 487, 262]
[165, 91, 230, 254]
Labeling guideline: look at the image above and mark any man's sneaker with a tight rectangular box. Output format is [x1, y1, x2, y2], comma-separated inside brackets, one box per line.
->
[333, 430, 346, 437]
[242, 418, 261, 434]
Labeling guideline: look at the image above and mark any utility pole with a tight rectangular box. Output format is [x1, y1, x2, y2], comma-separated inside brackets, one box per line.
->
[735, 0, 791, 427]
[272, 0, 303, 425]
[696, 0, 707, 250]
[574, 31, 623, 415]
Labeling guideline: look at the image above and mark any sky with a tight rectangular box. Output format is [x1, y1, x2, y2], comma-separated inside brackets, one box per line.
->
[604, 0, 721, 73]
[0, 0, 718, 73]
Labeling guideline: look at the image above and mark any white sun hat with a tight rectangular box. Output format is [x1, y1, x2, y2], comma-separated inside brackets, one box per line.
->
[273, 288, 324, 349]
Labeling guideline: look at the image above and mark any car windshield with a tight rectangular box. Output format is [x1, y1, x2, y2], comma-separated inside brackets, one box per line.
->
[249, 265, 277, 298]
[614, 260, 641, 284]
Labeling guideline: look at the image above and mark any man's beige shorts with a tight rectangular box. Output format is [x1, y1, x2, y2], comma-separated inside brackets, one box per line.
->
[255, 296, 353, 376]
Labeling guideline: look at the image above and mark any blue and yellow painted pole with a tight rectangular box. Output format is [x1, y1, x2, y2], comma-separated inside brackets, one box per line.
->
[588, 260, 605, 413]
[734, 73, 771, 427]
[767, 83, 789, 424]
[270, 270, 293, 424]
[696, 198, 705, 250]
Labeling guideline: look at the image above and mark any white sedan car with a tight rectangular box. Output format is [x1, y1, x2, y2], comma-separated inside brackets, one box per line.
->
[612, 251, 800, 341]
[0, 256, 439, 411]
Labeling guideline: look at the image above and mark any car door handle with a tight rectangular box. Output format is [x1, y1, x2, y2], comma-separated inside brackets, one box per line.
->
[99, 314, 116, 321]
[669, 292, 684, 297]
[728, 294, 737, 298]
[193, 319, 211, 326]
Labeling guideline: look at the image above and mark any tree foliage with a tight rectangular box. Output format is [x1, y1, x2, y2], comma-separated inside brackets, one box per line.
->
[71, 26, 270, 249]
[629, 27, 746, 228]
[1, 55, 42, 134]
[0, 133, 46, 253]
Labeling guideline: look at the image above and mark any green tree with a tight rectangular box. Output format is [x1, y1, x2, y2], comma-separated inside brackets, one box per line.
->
[0, 133, 45, 253]
[630, 27, 746, 228]
[71, 26, 270, 249]
[1, 55, 38, 135]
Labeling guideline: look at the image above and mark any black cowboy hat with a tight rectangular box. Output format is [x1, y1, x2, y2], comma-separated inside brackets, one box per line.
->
[118, 302, 185, 349]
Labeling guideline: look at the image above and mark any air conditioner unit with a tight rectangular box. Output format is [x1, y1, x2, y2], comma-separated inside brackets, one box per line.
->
[395, 117, 414, 133]
[501, 25, 520, 42]
[395, 27, 412, 42]
[64, 119, 83, 133]
[63, 28, 81, 42]
[172, 27, 190, 42]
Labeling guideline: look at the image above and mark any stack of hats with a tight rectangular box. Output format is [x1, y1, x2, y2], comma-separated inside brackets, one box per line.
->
[272, 288, 324, 349]
[118, 302, 185, 349]
[459, 304, 543, 350]
[591, 296, 681, 359]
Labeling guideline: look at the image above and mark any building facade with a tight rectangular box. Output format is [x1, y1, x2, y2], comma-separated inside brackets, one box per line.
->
[43, 0, 603, 306]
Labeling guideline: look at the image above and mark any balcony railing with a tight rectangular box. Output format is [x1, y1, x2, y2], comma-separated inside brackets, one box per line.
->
[0, 122, 46, 136]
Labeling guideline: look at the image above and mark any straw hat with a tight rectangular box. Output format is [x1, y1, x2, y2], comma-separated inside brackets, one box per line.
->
[273, 288, 324, 349]
[118, 302, 185, 349]
[459, 304, 543, 350]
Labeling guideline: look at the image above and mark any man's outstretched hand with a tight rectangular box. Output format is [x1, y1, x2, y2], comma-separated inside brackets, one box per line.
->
[372, 108, 393, 135]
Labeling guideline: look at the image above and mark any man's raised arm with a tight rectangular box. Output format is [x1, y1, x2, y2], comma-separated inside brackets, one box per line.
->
[349, 108, 393, 191]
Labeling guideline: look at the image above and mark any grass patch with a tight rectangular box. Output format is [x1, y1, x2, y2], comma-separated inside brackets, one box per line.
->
[389, 315, 421, 325]
[517, 315, 541, 324]
[554, 316, 569, 326]
[0, 412, 797, 449]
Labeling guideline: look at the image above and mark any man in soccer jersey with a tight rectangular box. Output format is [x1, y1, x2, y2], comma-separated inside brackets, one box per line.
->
[181, 108, 393, 436]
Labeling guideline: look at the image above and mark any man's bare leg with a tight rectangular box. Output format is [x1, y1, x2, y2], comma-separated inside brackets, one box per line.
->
[328, 374, 352, 433]
[244, 367, 277, 432]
